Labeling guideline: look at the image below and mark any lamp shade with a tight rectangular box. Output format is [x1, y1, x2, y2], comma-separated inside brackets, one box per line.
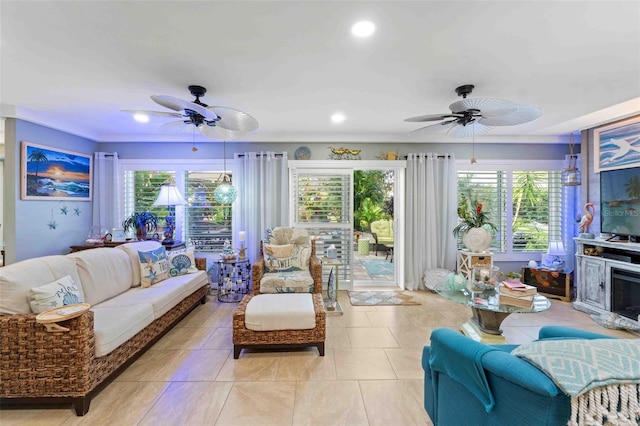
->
[152, 185, 187, 206]
[547, 241, 566, 256]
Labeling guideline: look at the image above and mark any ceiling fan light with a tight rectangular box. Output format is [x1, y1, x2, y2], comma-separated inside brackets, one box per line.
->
[331, 113, 346, 123]
[351, 21, 375, 37]
[133, 113, 149, 123]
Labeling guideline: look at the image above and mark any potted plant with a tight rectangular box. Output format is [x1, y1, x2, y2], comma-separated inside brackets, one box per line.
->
[122, 211, 158, 241]
[453, 196, 497, 252]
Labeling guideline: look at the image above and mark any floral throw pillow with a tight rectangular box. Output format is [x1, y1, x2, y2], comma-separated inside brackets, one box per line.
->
[29, 274, 84, 313]
[166, 247, 199, 277]
[138, 247, 169, 288]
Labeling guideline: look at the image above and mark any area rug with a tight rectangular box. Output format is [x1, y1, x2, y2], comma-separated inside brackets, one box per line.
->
[359, 258, 394, 276]
[348, 291, 421, 306]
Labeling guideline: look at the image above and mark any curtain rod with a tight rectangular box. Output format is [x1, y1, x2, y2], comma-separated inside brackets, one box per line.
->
[403, 154, 452, 159]
[234, 152, 286, 159]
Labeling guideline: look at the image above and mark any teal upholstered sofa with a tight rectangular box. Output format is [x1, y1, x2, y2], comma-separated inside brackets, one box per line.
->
[422, 326, 615, 425]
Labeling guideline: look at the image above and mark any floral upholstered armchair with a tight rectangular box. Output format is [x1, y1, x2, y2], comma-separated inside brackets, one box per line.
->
[251, 227, 322, 294]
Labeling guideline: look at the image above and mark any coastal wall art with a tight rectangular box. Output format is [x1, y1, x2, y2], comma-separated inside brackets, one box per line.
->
[594, 115, 640, 172]
[21, 141, 92, 200]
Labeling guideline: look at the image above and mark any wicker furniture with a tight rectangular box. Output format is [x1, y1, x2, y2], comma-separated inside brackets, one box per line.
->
[232, 234, 325, 358]
[0, 243, 208, 416]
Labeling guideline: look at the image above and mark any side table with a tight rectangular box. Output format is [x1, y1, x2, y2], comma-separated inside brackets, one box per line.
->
[217, 258, 251, 303]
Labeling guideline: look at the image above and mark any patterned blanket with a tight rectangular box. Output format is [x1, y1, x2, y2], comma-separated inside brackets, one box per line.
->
[513, 338, 640, 425]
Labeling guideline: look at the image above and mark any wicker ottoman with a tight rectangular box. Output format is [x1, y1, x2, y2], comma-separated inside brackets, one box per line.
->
[232, 293, 326, 359]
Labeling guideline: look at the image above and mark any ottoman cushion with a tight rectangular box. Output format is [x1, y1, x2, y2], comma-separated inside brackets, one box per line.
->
[245, 293, 316, 331]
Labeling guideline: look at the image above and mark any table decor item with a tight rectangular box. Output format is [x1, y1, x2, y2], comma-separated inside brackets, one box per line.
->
[453, 197, 497, 252]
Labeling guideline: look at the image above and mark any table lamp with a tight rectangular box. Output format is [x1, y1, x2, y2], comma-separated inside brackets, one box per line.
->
[542, 240, 566, 271]
[152, 184, 187, 246]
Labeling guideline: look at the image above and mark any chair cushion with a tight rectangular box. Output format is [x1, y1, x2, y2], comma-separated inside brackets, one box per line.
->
[260, 270, 315, 293]
[91, 302, 154, 357]
[245, 293, 316, 331]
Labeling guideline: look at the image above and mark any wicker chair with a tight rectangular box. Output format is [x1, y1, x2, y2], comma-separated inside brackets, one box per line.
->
[232, 231, 325, 359]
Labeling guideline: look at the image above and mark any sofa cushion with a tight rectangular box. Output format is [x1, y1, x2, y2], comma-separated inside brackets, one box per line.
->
[95, 271, 207, 319]
[68, 248, 133, 305]
[91, 303, 155, 357]
[166, 247, 199, 277]
[116, 240, 163, 287]
[29, 274, 84, 313]
[260, 270, 315, 293]
[0, 255, 82, 315]
[245, 293, 316, 331]
[138, 246, 169, 288]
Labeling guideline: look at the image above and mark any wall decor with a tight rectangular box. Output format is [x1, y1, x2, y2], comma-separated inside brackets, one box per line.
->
[328, 147, 361, 160]
[594, 115, 640, 172]
[294, 146, 311, 160]
[21, 141, 92, 200]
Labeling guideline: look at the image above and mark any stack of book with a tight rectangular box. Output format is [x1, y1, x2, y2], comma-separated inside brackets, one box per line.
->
[498, 280, 537, 308]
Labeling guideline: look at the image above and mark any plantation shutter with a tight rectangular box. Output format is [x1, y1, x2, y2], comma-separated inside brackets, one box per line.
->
[184, 171, 232, 253]
[122, 170, 174, 238]
[290, 168, 353, 284]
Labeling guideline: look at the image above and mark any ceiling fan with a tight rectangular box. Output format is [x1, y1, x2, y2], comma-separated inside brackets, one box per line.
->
[123, 85, 258, 140]
[404, 84, 542, 138]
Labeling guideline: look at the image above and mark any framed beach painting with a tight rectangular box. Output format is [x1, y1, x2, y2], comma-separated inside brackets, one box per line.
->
[594, 115, 640, 172]
[21, 141, 92, 200]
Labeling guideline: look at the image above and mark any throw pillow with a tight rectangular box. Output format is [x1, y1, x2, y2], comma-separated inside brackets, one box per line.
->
[138, 246, 169, 288]
[166, 247, 199, 277]
[263, 243, 311, 272]
[29, 275, 84, 313]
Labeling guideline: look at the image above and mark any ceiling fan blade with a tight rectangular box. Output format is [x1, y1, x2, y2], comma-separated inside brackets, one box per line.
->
[478, 104, 543, 126]
[151, 95, 218, 120]
[198, 123, 239, 140]
[447, 122, 491, 138]
[208, 106, 259, 132]
[450, 98, 518, 117]
[121, 109, 183, 118]
[409, 121, 457, 135]
[404, 113, 459, 123]
[158, 120, 193, 134]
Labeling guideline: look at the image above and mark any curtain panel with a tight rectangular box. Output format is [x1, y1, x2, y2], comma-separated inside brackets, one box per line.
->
[92, 152, 120, 232]
[234, 152, 289, 261]
[405, 153, 457, 290]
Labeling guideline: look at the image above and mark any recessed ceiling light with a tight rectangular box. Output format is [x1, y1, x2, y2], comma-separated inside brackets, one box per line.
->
[351, 21, 375, 38]
[133, 113, 149, 123]
[331, 113, 346, 123]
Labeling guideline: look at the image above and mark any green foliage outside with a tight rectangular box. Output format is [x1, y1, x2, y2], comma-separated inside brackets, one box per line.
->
[353, 170, 393, 231]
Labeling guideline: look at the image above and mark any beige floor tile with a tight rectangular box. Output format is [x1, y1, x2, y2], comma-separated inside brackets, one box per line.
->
[138, 381, 233, 426]
[365, 310, 416, 326]
[277, 349, 337, 381]
[0, 408, 73, 426]
[359, 380, 433, 425]
[327, 310, 373, 327]
[168, 349, 229, 381]
[201, 327, 233, 350]
[152, 325, 214, 350]
[388, 326, 433, 348]
[292, 380, 369, 426]
[326, 327, 351, 348]
[215, 352, 281, 381]
[333, 348, 397, 380]
[115, 349, 186, 381]
[385, 347, 425, 379]
[216, 381, 296, 425]
[346, 327, 400, 348]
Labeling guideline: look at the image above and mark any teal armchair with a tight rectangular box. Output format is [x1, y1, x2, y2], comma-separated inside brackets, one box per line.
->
[422, 326, 615, 425]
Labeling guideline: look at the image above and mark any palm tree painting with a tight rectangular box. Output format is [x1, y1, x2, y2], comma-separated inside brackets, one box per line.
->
[21, 141, 92, 200]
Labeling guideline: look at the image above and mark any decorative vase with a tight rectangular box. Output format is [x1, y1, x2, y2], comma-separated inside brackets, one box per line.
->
[462, 227, 492, 252]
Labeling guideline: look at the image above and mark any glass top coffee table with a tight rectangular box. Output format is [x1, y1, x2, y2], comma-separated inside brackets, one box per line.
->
[435, 282, 551, 344]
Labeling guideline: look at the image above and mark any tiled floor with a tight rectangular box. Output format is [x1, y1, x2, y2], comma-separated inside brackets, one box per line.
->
[1, 289, 636, 425]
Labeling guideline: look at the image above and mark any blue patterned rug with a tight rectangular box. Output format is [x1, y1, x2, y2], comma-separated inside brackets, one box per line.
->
[359, 258, 394, 276]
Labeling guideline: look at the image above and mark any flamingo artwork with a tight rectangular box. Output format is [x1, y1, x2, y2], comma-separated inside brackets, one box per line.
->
[578, 202, 595, 234]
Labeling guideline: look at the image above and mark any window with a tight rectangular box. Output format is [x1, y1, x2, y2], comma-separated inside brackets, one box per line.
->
[456, 161, 563, 260]
[121, 161, 233, 253]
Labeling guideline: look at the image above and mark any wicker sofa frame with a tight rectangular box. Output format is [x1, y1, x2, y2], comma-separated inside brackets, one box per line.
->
[232, 239, 325, 359]
[0, 285, 208, 416]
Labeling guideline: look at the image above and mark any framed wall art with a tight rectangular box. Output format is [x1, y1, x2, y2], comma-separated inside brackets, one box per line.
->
[21, 141, 92, 201]
[594, 115, 640, 172]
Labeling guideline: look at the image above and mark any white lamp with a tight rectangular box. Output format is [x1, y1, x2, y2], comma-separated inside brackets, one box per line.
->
[542, 240, 566, 271]
[152, 184, 187, 246]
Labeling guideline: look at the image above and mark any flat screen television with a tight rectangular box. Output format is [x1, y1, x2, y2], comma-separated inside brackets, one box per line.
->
[600, 166, 640, 241]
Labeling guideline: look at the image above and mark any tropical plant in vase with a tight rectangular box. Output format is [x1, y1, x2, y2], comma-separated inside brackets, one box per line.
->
[453, 196, 497, 252]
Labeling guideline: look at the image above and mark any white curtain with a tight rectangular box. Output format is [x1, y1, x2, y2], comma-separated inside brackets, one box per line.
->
[405, 153, 458, 291]
[92, 152, 120, 232]
[234, 152, 289, 261]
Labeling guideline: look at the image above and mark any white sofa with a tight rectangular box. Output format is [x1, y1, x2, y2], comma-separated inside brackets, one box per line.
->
[0, 241, 208, 415]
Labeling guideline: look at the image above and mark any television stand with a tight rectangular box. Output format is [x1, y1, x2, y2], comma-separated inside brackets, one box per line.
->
[606, 235, 629, 242]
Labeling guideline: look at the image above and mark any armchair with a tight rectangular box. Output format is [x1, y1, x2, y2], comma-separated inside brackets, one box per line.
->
[370, 219, 394, 256]
[422, 326, 617, 425]
[232, 227, 325, 358]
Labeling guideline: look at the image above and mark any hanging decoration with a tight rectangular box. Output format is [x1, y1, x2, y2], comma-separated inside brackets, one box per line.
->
[47, 201, 82, 230]
[213, 140, 237, 203]
[562, 132, 581, 186]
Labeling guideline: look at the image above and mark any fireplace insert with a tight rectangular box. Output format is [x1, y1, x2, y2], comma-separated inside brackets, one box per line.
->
[611, 267, 640, 321]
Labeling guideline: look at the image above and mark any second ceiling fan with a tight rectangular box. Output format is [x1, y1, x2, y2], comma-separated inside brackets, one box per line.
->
[405, 84, 542, 138]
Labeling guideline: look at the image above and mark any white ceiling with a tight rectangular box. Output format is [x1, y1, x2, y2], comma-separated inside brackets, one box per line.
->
[2, 1, 639, 144]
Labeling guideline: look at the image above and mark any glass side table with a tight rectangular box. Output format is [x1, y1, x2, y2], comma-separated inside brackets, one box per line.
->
[217, 258, 251, 303]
